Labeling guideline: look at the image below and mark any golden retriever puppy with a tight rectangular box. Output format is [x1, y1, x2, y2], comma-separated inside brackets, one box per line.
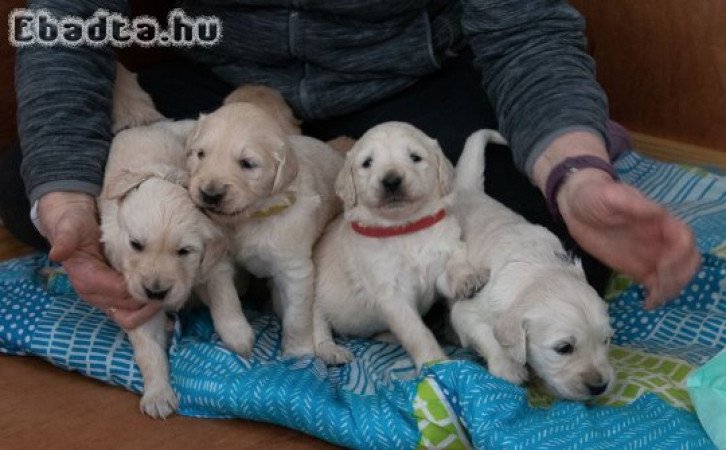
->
[224, 84, 354, 152]
[99, 68, 254, 419]
[449, 130, 614, 400]
[186, 101, 343, 357]
[223, 85, 301, 135]
[312, 122, 486, 371]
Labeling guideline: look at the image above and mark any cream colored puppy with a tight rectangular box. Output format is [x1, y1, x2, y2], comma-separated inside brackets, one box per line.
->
[312, 122, 486, 371]
[187, 100, 343, 357]
[222, 85, 301, 135]
[99, 67, 254, 419]
[449, 130, 615, 400]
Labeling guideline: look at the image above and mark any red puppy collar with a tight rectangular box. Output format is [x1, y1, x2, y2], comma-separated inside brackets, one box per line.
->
[351, 209, 447, 238]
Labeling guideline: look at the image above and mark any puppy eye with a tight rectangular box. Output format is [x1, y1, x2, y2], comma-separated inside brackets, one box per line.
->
[362, 157, 372, 169]
[603, 337, 611, 346]
[196, 149, 205, 160]
[239, 158, 257, 170]
[130, 240, 144, 252]
[409, 153, 422, 163]
[555, 343, 574, 355]
[177, 247, 192, 256]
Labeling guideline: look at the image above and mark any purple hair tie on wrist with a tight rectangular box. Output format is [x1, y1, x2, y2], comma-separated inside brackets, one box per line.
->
[545, 155, 619, 221]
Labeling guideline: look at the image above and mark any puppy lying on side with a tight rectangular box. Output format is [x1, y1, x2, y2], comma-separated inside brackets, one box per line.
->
[449, 130, 615, 400]
[99, 65, 254, 418]
[312, 122, 486, 371]
[187, 87, 343, 357]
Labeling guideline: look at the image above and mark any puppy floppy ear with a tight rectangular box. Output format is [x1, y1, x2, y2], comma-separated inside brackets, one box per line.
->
[186, 114, 207, 153]
[103, 164, 188, 200]
[335, 156, 357, 209]
[433, 142, 455, 197]
[493, 306, 528, 366]
[272, 140, 299, 194]
[103, 172, 148, 200]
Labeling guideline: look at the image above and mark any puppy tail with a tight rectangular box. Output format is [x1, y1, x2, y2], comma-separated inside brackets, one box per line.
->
[455, 129, 507, 192]
[112, 63, 166, 134]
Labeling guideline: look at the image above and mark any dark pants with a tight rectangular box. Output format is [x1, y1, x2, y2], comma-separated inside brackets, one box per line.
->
[0, 52, 611, 293]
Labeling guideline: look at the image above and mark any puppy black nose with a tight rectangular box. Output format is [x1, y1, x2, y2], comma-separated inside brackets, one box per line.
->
[144, 286, 170, 300]
[381, 173, 403, 192]
[200, 186, 226, 205]
[586, 382, 608, 396]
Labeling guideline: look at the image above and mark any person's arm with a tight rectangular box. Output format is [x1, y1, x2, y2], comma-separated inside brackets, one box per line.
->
[461, 0, 608, 174]
[17, 0, 123, 203]
[17, 0, 160, 328]
[533, 132, 700, 309]
[462, 1, 700, 307]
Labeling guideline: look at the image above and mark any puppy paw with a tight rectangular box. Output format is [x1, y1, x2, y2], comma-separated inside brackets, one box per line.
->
[140, 385, 178, 419]
[451, 271, 488, 299]
[219, 322, 255, 358]
[487, 357, 528, 385]
[316, 341, 353, 365]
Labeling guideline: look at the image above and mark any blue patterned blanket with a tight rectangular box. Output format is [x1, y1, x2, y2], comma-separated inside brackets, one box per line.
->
[1, 151, 724, 449]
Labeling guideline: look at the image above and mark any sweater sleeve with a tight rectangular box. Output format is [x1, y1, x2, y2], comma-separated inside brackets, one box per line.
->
[461, 0, 609, 177]
[16, 0, 127, 204]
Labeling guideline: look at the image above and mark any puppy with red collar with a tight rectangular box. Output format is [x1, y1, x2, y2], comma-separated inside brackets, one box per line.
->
[312, 122, 486, 371]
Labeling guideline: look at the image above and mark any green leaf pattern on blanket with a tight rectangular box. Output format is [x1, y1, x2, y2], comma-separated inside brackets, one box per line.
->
[527, 346, 694, 411]
[601, 346, 694, 410]
[713, 241, 726, 259]
[604, 273, 635, 302]
[601, 275, 694, 409]
[414, 377, 472, 449]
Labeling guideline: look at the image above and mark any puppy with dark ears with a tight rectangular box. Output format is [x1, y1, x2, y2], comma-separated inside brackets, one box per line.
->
[99, 69, 254, 419]
[312, 122, 486, 371]
[448, 130, 614, 401]
[186, 95, 344, 358]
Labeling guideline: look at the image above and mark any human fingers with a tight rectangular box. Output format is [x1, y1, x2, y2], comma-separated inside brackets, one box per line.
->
[642, 269, 665, 310]
[48, 215, 83, 262]
[643, 218, 700, 309]
[81, 292, 145, 311]
[644, 259, 698, 310]
[64, 256, 131, 301]
[109, 303, 164, 330]
[660, 219, 699, 292]
[603, 184, 664, 222]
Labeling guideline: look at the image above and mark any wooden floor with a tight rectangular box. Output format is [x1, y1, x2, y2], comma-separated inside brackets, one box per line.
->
[0, 226, 338, 449]
[0, 225, 33, 260]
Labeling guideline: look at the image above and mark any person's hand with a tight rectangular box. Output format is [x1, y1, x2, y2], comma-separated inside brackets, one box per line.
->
[37, 191, 161, 328]
[557, 169, 700, 308]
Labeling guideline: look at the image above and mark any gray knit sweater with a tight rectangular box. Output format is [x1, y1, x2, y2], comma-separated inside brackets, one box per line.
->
[15, 0, 608, 203]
